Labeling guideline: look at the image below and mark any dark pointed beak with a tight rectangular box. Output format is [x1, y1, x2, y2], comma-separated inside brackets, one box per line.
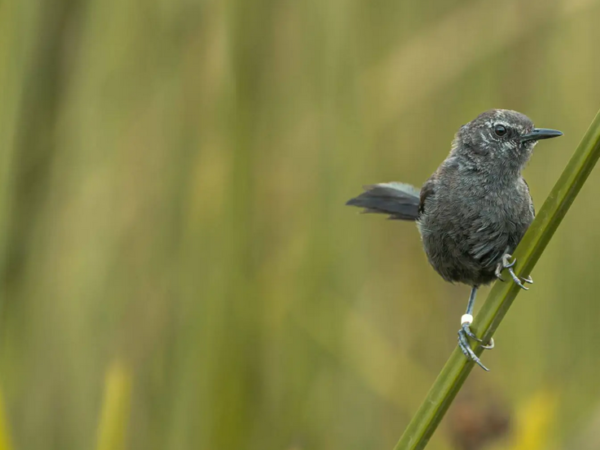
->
[520, 128, 563, 143]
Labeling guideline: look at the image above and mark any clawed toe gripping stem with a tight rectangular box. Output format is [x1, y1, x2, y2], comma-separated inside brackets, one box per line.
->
[495, 253, 533, 290]
[458, 319, 494, 371]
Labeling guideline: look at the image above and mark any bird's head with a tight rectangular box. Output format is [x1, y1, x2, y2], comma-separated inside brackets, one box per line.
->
[451, 109, 562, 174]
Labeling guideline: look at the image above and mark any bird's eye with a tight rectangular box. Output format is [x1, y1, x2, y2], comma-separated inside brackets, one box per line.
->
[494, 124, 507, 137]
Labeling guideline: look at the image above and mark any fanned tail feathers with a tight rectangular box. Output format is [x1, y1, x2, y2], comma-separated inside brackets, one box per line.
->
[346, 182, 420, 221]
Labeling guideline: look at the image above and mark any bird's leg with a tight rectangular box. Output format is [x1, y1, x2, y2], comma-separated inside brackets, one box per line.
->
[495, 251, 533, 290]
[457, 286, 494, 371]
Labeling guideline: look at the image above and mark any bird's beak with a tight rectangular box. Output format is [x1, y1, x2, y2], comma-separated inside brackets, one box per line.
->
[520, 128, 563, 143]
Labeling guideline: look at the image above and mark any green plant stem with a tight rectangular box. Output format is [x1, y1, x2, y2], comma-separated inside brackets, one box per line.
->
[394, 109, 600, 450]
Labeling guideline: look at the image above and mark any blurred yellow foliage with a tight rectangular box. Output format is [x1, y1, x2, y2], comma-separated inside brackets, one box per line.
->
[0, 388, 13, 450]
[95, 361, 132, 450]
[510, 389, 559, 450]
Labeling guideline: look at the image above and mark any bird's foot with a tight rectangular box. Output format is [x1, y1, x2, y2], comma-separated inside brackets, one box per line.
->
[495, 254, 533, 290]
[457, 316, 494, 371]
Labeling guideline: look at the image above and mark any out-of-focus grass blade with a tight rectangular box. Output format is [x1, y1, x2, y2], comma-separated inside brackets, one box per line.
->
[0, 387, 13, 450]
[394, 109, 600, 450]
[95, 360, 133, 450]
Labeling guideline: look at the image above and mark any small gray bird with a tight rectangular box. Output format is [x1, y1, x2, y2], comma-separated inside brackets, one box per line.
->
[346, 109, 562, 371]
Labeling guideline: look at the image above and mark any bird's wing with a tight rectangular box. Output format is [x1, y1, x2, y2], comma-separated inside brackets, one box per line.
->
[523, 179, 535, 217]
[418, 173, 437, 217]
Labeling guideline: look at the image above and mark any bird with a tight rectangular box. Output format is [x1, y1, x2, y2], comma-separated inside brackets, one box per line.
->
[346, 109, 562, 371]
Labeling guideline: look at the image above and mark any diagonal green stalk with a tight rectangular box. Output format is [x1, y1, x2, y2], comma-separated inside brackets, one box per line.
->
[394, 108, 600, 450]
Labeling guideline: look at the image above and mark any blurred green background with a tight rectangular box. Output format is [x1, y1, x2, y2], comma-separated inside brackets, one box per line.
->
[1, 0, 600, 449]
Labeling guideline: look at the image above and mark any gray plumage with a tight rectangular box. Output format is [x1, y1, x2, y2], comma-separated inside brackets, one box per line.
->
[347, 109, 560, 287]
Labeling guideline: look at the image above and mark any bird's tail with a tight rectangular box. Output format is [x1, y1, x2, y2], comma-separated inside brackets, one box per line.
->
[346, 182, 420, 221]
